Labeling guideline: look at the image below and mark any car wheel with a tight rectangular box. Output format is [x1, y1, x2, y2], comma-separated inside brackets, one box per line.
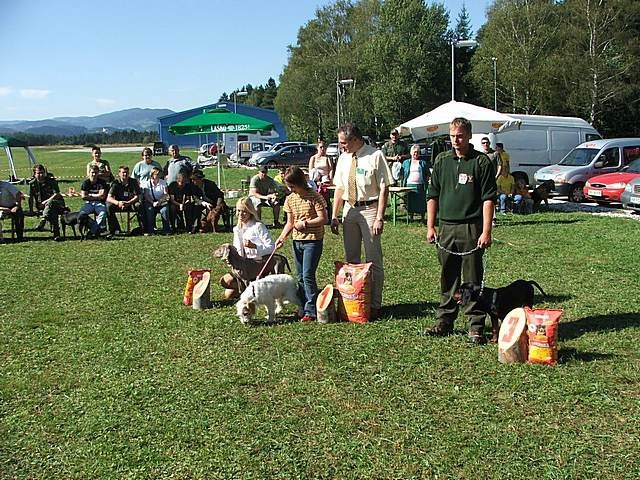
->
[568, 183, 585, 203]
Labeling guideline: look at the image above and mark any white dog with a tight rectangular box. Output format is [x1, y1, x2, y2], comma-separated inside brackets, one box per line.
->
[235, 274, 303, 325]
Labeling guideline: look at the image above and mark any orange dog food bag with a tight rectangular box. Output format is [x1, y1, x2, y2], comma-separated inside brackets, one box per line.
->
[335, 262, 372, 323]
[525, 307, 564, 366]
[183, 269, 211, 306]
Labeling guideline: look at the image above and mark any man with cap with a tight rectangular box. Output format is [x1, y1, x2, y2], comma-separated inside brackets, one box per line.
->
[248, 166, 283, 227]
[191, 170, 230, 232]
[29, 163, 65, 241]
[382, 129, 410, 164]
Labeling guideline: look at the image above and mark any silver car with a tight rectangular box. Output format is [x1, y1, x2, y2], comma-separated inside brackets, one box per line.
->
[621, 176, 640, 212]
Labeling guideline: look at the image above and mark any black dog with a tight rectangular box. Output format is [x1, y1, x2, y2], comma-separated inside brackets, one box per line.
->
[531, 180, 554, 209]
[454, 280, 547, 343]
[61, 211, 90, 240]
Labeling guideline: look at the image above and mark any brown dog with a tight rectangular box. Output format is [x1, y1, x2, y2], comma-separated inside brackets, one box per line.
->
[531, 180, 554, 209]
[213, 243, 291, 293]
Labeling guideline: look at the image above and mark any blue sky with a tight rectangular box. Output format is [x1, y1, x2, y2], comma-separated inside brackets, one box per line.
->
[0, 0, 490, 121]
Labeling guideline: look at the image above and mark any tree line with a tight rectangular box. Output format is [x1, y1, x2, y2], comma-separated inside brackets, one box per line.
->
[271, 0, 640, 141]
[0, 130, 159, 147]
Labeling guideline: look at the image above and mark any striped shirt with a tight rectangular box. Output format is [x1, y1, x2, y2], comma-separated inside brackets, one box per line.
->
[284, 189, 327, 241]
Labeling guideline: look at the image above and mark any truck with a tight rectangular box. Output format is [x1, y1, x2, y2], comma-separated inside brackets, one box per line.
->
[473, 114, 601, 185]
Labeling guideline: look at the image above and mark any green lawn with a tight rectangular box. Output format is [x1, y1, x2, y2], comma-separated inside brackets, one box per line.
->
[1, 147, 639, 479]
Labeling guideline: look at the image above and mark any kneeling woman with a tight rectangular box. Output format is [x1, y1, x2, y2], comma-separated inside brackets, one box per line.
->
[276, 166, 327, 322]
[220, 197, 275, 299]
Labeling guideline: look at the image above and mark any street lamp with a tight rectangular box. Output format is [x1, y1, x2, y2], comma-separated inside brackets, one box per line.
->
[233, 91, 248, 113]
[336, 78, 354, 127]
[451, 39, 478, 101]
[491, 57, 498, 111]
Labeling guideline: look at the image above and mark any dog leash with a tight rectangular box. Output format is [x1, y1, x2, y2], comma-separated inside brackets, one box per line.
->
[432, 237, 488, 297]
[255, 244, 280, 280]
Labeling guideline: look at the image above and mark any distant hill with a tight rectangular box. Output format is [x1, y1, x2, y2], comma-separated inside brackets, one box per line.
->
[0, 108, 174, 136]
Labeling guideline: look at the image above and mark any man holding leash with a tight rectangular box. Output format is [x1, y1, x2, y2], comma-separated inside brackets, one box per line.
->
[331, 123, 392, 320]
[424, 117, 497, 344]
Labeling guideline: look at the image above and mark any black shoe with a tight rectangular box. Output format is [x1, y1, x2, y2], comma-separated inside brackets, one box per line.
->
[53, 236, 63, 242]
[423, 324, 453, 337]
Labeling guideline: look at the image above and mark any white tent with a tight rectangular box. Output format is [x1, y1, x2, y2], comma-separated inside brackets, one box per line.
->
[397, 101, 521, 140]
[1, 136, 37, 182]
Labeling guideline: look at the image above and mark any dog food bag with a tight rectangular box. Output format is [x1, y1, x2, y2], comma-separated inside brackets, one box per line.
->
[183, 269, 211, 306]
[335, 262, 372, 323]
[498, 308, 528, 364]
[525, 307, 564, 366]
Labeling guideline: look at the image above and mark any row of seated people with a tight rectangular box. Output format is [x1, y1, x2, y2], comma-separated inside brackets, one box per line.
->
[1, 161, 230, 242]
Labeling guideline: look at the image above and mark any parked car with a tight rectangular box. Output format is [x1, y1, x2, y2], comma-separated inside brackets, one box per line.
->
[253, 144, 317, 167]
[153, 141, 168, 155]
[248, 141, 307, 165]
[621, 176, 640, 212]
[534, 138, 640, 202]
[326, 143, 341, 159]
[583, 158, 640, 204]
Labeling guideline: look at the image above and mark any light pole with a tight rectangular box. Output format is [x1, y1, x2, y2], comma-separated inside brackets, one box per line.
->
[233, 91, 248, 113]
[336, 78, 354, 127]
[451, 39, 478, 101]
[491, 57, 498, 111]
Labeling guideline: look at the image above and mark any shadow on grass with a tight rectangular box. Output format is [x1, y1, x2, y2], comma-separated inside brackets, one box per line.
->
[560, 312, 640, 340]
[495, 218, 584, 227]
[540, 293, 572, 303]
[559, 348, 614, 363]
[379, 301, 439, 321]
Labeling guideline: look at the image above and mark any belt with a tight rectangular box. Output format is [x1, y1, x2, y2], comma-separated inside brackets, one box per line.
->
[349, 199, 378, 207]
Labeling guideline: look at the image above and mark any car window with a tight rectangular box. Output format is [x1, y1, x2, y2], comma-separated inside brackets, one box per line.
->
[628, 158, 640, 173]
[597, 147, 620, 168]
[623, 146, 640, 165]
[559, 148, 599, 166]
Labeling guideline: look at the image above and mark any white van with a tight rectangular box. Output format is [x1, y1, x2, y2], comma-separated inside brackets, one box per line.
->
[534, 138, 640, 202]
[474, 114, 601, 184]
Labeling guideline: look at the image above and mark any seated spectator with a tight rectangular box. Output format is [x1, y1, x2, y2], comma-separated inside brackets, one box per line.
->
[132, 147, 163, 184]
[168, 172, 200, 233]
[514, 178, 534, 214]
[106, 166, 142, 236]
[400, 144, 429, 221]
[141, 167, 171, 235]
[163, 145, 198, 185]
[249, 166, 282, 227]
[496, 165, 521, 213]
[191, 170, 230, 232]
[28, 164, 65, 240]
[86, 146, 113, 184]
[0, 180, 25, 242]
[219, 197, 275, 299]
[79, 166, 108, 237]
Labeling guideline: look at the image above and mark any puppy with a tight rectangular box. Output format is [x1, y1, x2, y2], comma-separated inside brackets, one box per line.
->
[61, 211, 90, 240]
[235, 274, 303, 325]
[454, 280, 547, 343]
[532, 180, 554, 209]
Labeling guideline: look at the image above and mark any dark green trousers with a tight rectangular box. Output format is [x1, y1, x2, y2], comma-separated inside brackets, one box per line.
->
[436, 221, 486, 333]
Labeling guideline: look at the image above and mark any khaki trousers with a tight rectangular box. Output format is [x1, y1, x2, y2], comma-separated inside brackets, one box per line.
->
[342, 203, 384, 309]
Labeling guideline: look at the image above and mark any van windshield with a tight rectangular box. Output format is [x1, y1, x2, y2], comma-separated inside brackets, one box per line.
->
[559, 148, 599, 166]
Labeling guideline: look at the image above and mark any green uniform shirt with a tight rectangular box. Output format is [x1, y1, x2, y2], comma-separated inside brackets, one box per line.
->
[29, 176, 60, 206]
[382, 141, 409, 159]
[428, 148, 497, 223]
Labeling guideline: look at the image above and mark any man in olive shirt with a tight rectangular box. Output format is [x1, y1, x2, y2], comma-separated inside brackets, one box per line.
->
[382, 129, 410, 163]
[425, 117, 497, 345]
[29, 164, 65, 240]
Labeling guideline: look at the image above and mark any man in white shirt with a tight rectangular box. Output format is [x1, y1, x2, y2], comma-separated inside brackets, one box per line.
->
[331, 123, 392, 320]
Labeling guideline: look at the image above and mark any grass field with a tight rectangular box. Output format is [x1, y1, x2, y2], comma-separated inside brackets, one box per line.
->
[1, 147, 639, 479]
